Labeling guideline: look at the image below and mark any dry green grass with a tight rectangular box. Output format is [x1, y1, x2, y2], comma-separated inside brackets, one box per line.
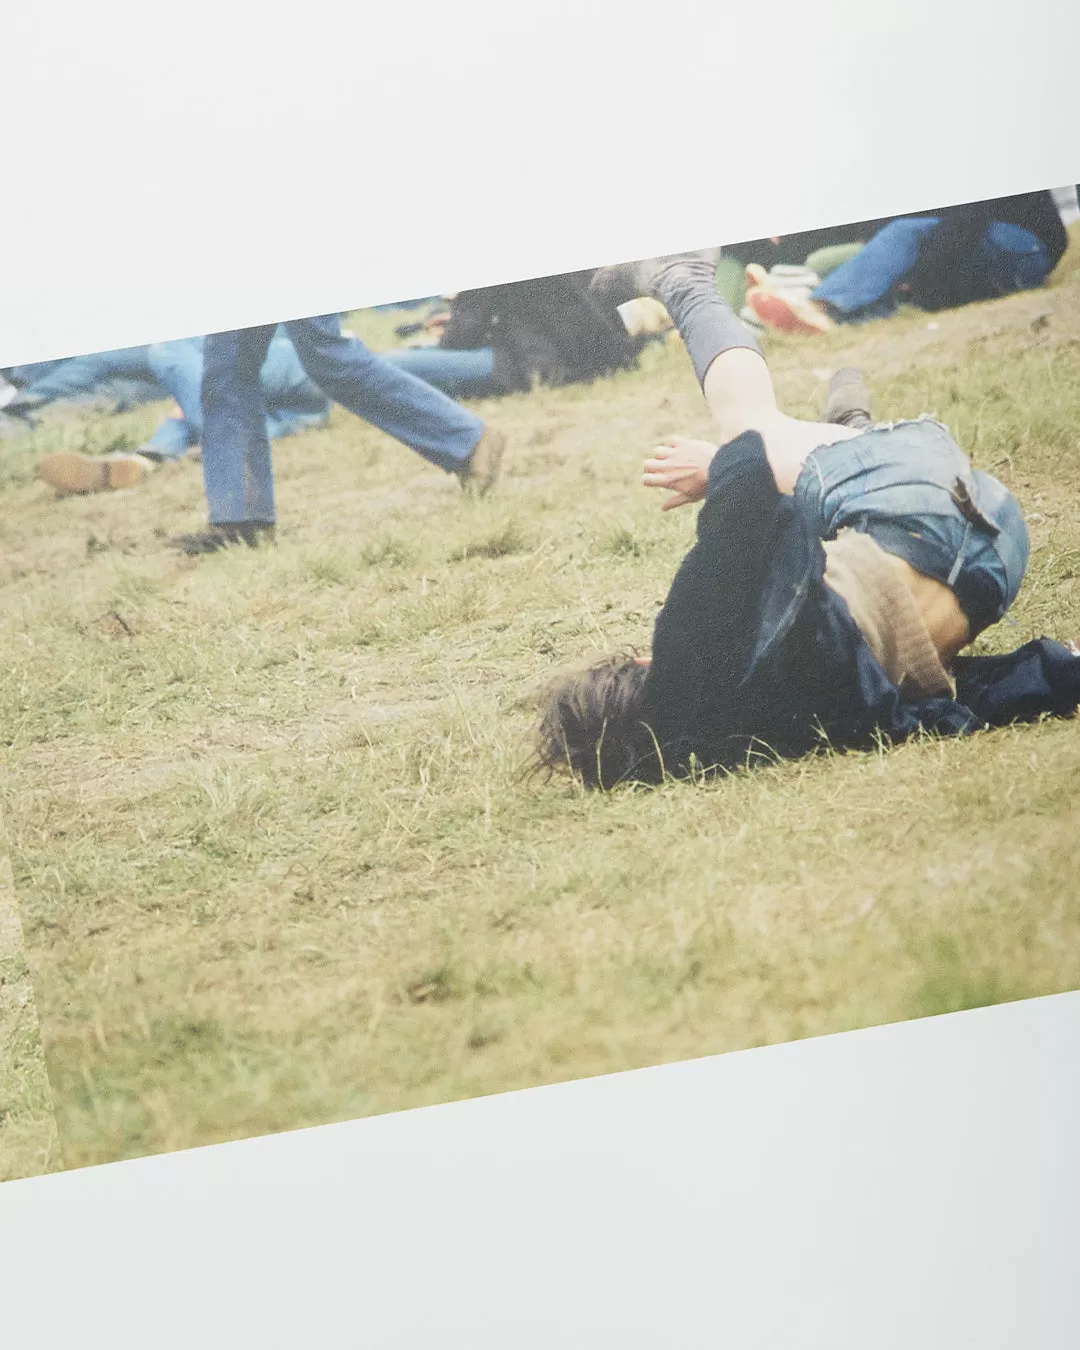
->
[3, 237, 1080, 1173]
[0, 856, 62, 1180]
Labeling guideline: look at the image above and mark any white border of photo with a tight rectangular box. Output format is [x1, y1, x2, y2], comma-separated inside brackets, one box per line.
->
[2, 3, 1079, 1345]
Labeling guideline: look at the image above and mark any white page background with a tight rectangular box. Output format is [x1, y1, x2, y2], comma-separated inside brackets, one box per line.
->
[2, 3, 1079, 1344]
[2, 1, 1078, 364]
[2, 993, 1078, 1347]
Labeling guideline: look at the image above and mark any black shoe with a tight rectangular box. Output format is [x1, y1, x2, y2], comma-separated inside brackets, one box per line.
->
[823, 367, 873, 428]
[589, 248, 722, 308]
[169, 522, 275, 555]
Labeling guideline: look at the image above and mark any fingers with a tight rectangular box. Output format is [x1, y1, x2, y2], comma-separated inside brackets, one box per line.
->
[645, 436, 717, 466]
[646, 444, 677, 467]
[648, 437, 693, 463]
[642, 461, 699, 484]
[643, 450, 700, 474]
[642, 434, 713, 507]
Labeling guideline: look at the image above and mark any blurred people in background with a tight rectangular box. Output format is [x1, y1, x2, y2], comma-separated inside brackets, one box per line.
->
[16, 331, 331, 496]
[176, 313, 506, 555]
[380, 269, 648, 398]
[744, 190, 1070, 335]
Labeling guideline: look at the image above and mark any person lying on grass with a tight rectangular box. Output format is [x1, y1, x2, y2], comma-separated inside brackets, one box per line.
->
[535, 250, 1080, 790]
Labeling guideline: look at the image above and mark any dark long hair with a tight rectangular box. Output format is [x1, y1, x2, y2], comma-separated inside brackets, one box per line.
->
[534, 654, 665, 790]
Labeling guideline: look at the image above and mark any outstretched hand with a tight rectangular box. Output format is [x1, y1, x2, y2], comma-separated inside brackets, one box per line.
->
[642, 436, 718, 511]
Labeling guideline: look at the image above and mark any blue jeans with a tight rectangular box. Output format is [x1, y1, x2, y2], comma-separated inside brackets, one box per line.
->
[4, 359, 66, 386]
[813, 217, 1052, 318]
[11, 335, 329, 459]
[145, 334, 329, 457]
[794, 419, 1030, 634]
[12, 348, 163, 410]
[200, 315, 486, 525]
[379, 346, 496, 398]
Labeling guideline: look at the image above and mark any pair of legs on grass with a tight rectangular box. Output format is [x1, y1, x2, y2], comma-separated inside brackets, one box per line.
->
[177, 314, 505, 555]
[34, 333, 331, 497]
[749, 214, 1056, 334]
[537, 251, 1028, 786]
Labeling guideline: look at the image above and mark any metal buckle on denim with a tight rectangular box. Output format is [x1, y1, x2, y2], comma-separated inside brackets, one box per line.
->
[950, 477, 1000, 538]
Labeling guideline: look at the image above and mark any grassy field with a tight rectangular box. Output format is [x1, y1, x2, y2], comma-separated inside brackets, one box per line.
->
[2, 238, 1080, 1177]
[0, 855, 62, 1180]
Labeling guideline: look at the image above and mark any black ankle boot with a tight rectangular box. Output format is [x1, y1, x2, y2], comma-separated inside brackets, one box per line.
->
[169, 522, 275, 555]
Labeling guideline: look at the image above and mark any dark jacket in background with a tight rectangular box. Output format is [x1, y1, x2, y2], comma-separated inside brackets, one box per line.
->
[643, 432, 1080, 776]
[722, 189, 1068, 307]
[438, 270, 646, 395]
[903, 190, 1069, 310]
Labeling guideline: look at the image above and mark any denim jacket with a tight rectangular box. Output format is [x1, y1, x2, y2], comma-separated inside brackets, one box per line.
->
[643, 431, 1080, 774]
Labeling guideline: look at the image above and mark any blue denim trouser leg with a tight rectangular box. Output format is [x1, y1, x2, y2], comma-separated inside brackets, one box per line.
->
[145, 338, 207, 457]
[146, 418, 193, 457]
[252, 335, 329, 441]
[794, 419, 1030, 632]
[265, 409, 330, 440]
[4, 359, 62, 386]
[18, 346, 157, 405]
[201, 316, 485, 525]
[4, 359, 65, 387]
[147, 333, 330, 459]
[281, 315, 484, 470]
[201, 325, 278, 524]
[259, 333, 328, 414]
[812, 217, 942, 316]
[377, 346, 497, 398]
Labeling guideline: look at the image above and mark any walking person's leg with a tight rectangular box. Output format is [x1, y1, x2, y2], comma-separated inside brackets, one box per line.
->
[283, 315, 503, 492]
[149, 334, 330, 462]
[259, 334, 330, 417]
[170, 324, 277, 553]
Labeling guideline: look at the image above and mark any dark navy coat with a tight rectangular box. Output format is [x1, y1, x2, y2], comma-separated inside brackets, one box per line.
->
[643, 431, 1080, 773]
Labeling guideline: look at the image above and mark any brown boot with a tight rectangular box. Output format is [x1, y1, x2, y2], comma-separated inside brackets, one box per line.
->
[823, 367, 873, 428]
[39, 450, 155, 496]
[455, 426, 506, 497]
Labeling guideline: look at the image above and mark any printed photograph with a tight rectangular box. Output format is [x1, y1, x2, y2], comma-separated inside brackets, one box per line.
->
[3, 186, 1080, 1174]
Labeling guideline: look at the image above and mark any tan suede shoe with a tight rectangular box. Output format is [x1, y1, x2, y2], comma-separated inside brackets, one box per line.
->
[456, 426, 506, 497]
[39, 450, 155, 496]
